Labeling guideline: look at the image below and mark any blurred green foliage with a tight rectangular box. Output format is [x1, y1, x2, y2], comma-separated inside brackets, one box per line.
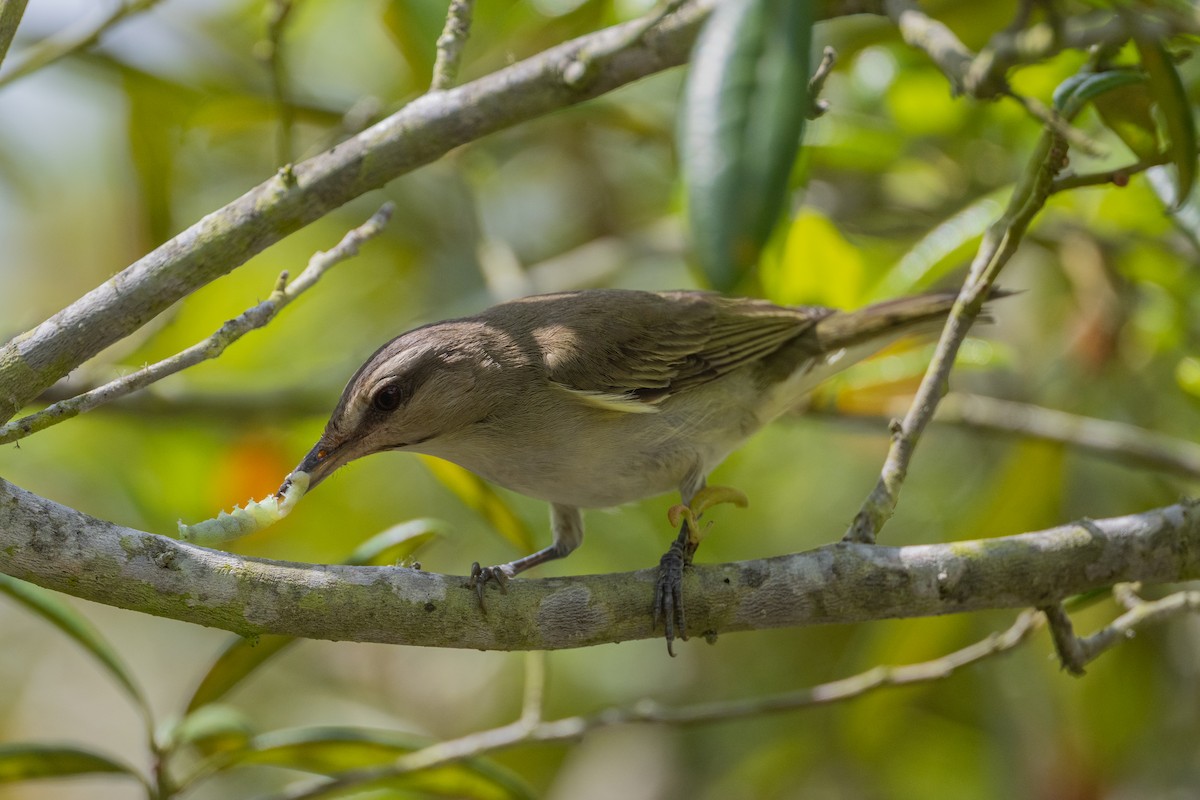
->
[1, 0, 1199, 798]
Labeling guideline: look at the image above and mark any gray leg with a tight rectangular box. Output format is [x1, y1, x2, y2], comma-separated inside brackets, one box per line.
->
[654, 472, 707, 656]
[469, 504, 584, 604]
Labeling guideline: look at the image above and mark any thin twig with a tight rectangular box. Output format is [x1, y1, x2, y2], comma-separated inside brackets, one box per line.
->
[261, 0, 296, 167]
[1050, 152, 1172, 193]
[884, 0, 976, 95]
[0, 204, 394, 446]
[1045, 589, 1200, 674]
[1005, 91, 1105, 157]
[563, 0, 687, 88]
[807, 46, 837, 119]
[270, 611, 1042, 800]
[0, 0, 161, 89]
[1041, 601, 1087, 675]
[430, 0, 476, 91]
[845, 123, 1070, 543]
[0, 0, 28, 69]
[911, 393, 1200, 480]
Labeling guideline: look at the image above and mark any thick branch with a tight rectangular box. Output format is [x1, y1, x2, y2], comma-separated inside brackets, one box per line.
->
[0, 0, 720, 423]
[1, 477, 1197, 651]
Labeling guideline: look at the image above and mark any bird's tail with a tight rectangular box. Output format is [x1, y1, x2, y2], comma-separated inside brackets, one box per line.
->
[809, 288, 1008, 353]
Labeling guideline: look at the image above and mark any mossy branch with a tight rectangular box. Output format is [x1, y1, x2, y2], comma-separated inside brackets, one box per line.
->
[1, 476, 1197, 651]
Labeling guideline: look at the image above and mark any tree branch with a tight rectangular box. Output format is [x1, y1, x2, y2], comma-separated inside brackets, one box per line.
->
[0, 0, 723, 424]
[0, 204, 394, 445]
[0, 0, 161, 89]
[845, 115, 1069, 543]
[430, 0, 477, 92]
[2, 476, 1197, 650]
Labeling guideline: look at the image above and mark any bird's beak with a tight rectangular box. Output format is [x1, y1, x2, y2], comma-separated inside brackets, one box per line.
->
[279, 437, 354, 496]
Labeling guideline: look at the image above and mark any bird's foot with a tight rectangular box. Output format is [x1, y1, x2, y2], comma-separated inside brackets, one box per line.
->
[653, 536, 692, 657]
[653, 485, 749, 656]
[468, 561, 511, 611]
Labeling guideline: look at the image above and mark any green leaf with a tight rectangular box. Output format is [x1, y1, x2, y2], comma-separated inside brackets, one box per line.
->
[170, 703, 255, 755]
[1094, 79, 1159, 160]
[222, 727, 535, 800]
[184, 634, 297, 714]
[345, 518, 445, 566]
[0, 743, 139, 783]
[1052, 69, 1147, 120]
[1135, 38, 1196, 208]
[419, 455, 535, 552]
[184, 521, 440, 714]
[872, 188, 1008, 299]
[0, 576, 148, 716]
[681, 0, 813, 290]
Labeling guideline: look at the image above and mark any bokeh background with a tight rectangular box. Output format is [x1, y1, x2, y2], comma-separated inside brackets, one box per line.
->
[1, 0, 1199, 798]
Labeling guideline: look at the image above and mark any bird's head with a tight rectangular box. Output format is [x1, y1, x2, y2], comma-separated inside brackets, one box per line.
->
[282, 321, 506, 494]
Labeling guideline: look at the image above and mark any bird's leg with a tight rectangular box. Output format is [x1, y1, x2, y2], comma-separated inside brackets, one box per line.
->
[468, 504, 583, 608]
[653, 483, 748, 656]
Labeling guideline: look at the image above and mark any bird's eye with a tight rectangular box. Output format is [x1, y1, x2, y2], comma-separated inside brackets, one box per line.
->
[372, 382, 406, 412]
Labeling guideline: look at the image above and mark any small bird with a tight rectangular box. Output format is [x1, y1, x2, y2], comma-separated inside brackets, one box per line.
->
[284, 288, 983, 653]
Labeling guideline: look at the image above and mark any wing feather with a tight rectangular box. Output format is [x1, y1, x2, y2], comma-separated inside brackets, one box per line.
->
[485, 290, 831, 410]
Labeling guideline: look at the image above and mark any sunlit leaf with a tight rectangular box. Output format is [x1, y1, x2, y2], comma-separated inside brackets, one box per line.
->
[0, 744, 139, 783]
[170, 704, 255, 756]
[219, 727, 535, 800]
[184, 634, 297, 714]
[0, 576, 148, 717]
[761, 209, 866, 307]
[1135, 38, 1196, 207]
[419, 455, 535, 552]
[681, 0, 813, 290]
[345, 518, 445, 566]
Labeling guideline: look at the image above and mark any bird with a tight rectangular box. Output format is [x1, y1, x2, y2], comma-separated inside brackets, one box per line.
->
[281, 287, 990, 653]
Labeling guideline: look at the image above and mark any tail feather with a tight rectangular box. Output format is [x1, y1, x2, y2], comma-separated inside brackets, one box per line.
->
[810, 288, 1009, 353]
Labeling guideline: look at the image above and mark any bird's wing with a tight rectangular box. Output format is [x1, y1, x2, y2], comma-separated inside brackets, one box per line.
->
[511, 291, 832, 410]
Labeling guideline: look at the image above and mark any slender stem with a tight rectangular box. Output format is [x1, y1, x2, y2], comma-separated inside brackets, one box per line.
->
[0, 0, 161, 89]
[430, 0, 476, 91]
[845, 127, 1069, 543]
[271, 612, 1042, 800]
[262, 0, 296, 166]
[0, 0, 28, 69]
[0, 204, 393, 445]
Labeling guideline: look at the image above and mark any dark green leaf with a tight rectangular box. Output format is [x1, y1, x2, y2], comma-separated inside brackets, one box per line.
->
[0, 743, 139, 783]
[1135, 38, 1196, 208]
[185, 634, 297, 714]
[0, 576, 147, 715]
[1052, 69, 1146, 120]
[681, 0, 813, 290]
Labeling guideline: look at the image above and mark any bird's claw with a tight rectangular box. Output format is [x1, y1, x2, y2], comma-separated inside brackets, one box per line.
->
[653, 538, 690, 657]
[468, 561, 509, 610]
[654, 485, 748, 656]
